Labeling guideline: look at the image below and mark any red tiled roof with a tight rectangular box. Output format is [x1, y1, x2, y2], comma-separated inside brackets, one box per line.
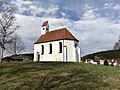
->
[42, 21, 48, 27]
[35, 28, 79, 44]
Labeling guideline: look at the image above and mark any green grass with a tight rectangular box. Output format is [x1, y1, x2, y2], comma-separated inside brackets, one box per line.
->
[0, 61, 120, 90]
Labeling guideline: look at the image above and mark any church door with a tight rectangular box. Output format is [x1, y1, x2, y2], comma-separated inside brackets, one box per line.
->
[37, 52, 40, 61]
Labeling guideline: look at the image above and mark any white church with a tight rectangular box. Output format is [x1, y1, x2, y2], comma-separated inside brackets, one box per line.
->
[34, 21, 81, 62]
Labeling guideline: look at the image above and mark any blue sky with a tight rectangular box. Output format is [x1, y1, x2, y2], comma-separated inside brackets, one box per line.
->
[7, 0, 120, 56]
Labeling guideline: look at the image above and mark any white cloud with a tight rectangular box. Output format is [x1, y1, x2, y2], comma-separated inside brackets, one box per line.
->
[9, 0, 120, 56]
[11, 0, 60, 17]
[82, 9, 96, 20]
[11, 0, 32, 13]
[22, 1, 32, 5]
[15, 13, 120, 56]
[104, 3, 120, 10]
[113, 4, 120, 10]
[82, 6, 99, 20]
[74, 18, 120, 55]
[29, 5, 44, 16]
[15, 14, 41, 53]
[104, 3, 113, 9]
[46, 4, 59, 14]
[11, 0, 32, 6]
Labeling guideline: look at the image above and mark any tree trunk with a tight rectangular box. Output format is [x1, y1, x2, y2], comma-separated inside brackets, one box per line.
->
[13, 40, 17, 55]
[0, 47, 4, 63]
[0, 47, 1, 63]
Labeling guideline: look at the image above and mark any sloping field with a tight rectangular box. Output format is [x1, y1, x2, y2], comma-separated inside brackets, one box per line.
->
[0, 61, 120, 90]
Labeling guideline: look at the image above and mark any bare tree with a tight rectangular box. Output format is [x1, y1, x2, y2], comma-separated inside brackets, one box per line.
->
[0, 0, 19, 62]
[113, 35, 120, 50]
[6, 34, 25, 55]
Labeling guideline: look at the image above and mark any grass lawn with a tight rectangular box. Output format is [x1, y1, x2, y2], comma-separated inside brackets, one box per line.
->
[0, 61, 120, 90]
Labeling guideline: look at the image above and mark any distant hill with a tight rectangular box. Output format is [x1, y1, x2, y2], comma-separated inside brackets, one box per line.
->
[82, 50, 120, 61]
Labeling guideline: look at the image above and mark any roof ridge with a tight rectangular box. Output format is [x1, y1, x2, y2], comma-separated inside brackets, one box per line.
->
[49, 27, 66, 32]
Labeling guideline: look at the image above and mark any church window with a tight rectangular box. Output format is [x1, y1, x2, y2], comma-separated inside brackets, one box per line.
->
[49, 43, 52, 54]
[46, 28, 48, 31]
[59, 42, 62, 53]
[75, 44, 77, 47]
[41, 45, 44, 55]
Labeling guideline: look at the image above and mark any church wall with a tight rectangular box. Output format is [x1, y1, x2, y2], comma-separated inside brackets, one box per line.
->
[64, 40, 77, 62]
[34, 40, 81, 62]
[34, 40, 64, 61]
[34, 44, 41, 61]
[41, 26, 47, 35]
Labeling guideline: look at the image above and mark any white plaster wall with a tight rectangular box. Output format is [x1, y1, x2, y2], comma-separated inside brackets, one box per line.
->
[34, 44, 41, 61]
[34, 40, 81, 62]
[41, 26, 47, 35]
[41, 23, 49, 35]
[99, 60, 104, 65]
[78, 46, 81, 62]
[64, 40, 81, 62]
[64, 40, 74, 62]
[34, 40, 64, 61]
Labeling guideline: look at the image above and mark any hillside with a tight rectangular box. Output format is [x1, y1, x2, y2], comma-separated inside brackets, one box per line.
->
[82, 50, 120, 61]
[0, 62, 120, 90]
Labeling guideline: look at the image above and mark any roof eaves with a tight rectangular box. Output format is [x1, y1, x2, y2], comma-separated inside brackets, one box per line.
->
[34, 38, 79, 44]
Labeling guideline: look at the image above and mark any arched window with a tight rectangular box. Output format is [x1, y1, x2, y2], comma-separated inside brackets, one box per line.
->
[49, 43, 52, 54]
[41, 45, 44, 55]
[59, 42, 62, 53]
[46, 28, 49, 31]
[75, 44, 77, 47]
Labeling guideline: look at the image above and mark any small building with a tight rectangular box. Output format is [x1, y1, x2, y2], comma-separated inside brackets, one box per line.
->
[99, 60, 105, 65]
[34, 21, 81, 62]
[2, 53, 33, 62]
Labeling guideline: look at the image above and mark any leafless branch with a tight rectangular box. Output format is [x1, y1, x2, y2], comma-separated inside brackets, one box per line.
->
[6, 34, 25, 55]
[0, 0, 19, 62]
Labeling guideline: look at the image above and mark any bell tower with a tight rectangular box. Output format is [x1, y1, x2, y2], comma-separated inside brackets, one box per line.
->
[41, 21, 49, 35]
